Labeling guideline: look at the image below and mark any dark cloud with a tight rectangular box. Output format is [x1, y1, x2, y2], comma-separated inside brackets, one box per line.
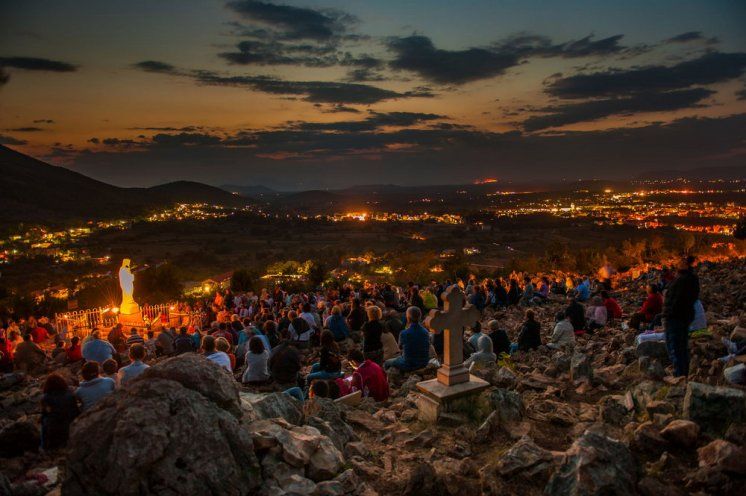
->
[225, 0, 355, 41]
[522, 88, 715, 131]
[33, 119, 55, 124]
[151, 132, 223, 146]
[315, 103, 361, 114]
[128, 126, 201, 132]
[737, 88, 746, 101]
[388, 35, 520, 85]
[132, 60, 179, 74]
[288, 111, 446, 132]
[345, 67, 386, 82]
[133, 61, 433, 104]
[546, 52, 746, 99]
[387, 33, 647, 85]
[0, 134, 27, 145]
[5, 127, 45, 132]
[66, 114, 746, 189]
[0, 56, 77, 72]
[664, 31, 718, 45]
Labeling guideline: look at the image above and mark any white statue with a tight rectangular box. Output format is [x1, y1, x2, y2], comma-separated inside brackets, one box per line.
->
[118, 258, 140, 315]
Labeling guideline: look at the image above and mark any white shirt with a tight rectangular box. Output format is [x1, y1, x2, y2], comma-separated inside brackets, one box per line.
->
[206, 351, 232, 371]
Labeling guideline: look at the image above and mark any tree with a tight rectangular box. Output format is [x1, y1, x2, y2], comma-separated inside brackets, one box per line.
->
[230, 269, 254, 292]
[306, 261, 327, 288]
[735, 217, 746, 240]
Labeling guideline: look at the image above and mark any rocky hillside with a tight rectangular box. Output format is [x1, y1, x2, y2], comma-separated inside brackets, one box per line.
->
[0, 259, 744, 495]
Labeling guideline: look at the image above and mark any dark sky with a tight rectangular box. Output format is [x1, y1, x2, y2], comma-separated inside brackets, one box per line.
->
[1, 0, 745, 189]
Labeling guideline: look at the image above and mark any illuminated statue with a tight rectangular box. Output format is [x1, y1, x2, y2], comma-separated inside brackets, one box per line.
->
[118, 258, 140, 316]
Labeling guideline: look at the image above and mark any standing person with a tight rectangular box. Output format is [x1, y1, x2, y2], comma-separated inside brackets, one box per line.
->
[40, 373, 79, 450]
[360, 306, 384, 364]
[663, 256, 700, 377]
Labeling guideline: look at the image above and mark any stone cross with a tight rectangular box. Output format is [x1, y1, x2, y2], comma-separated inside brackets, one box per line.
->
[424, 285, 481, 386]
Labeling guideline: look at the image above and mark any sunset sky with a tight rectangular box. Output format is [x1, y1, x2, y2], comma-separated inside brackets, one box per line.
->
[1, 0, 745, 189]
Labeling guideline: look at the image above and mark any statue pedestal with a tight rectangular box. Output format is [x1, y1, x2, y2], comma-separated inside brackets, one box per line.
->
[119, 310, 145, 328]
[415, 375, 490, 423]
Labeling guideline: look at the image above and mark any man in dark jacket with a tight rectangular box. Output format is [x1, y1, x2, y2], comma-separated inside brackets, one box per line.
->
[565, 297, 586, 332]
[663, 256, 700, 377]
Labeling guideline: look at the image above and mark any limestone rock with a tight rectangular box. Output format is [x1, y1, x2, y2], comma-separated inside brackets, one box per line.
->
[545, 428, 637, 496]
[599, 395, 632, 426]
[0, 420, 40, 458]
[496, 436, 553, 480]
[243, 392, 304, 425]
[697, 439, 746, 475]
[570, 353, 592, 382]
[63, 356, 261, 495]
[489, 388, 524, 423]
[307, 436, 344, 482]
[632, 422, 668, 454]
[136, 353, 242, 417]
[636, 340, 669, 362]
[683, 381, 746, 435]
[660, 419, 699, 448]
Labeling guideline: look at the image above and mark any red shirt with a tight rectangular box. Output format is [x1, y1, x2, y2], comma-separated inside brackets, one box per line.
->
[66, 343, 83, 362]
[30, 327, 49, 344]
[351, 359, 389, 402]
[604, 297, 623, 319]
[640, 293, 663, 321]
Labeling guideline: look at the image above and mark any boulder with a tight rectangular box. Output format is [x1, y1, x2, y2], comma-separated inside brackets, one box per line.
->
[136, 353, 242, 417]
[632, 422, 668, 454]
[307, 436, 344, 482]
[570, 353, 592, 382]
[636, 340, 669, 362]
[63, 356, 261, 495]
[697, 439, 746, 475]
[0, 420, 40, 457]
[599, 395, 632, 427]
[545, 428, 637, 496]
[724, 363, 746, 385]
[496, 436, 553, 480]
[489, 388, 524, 423]
[683, 381, 746, 435]
[660, 419, 699, 448]
[243, 392, 304, 425]
[251, 421, 322, 468]
[401, 463, 447, 496]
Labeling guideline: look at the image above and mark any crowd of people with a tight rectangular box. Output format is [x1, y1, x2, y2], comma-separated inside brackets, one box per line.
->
[0, 255, 704, 451]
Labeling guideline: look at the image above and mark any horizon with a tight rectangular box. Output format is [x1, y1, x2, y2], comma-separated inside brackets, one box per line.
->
[1, 1, 746, 189]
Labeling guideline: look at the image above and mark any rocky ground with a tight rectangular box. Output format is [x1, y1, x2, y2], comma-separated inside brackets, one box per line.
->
[1, 259, 745, 495]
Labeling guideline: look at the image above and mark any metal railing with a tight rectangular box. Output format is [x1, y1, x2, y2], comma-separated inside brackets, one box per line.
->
[54, 303, 196, 337]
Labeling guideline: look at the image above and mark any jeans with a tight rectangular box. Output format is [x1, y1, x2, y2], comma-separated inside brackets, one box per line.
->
[384, 355, 425, 372]
[283, 386, 305, 402]
[665, 318, 690, 377]
[306, 362, 343, 382]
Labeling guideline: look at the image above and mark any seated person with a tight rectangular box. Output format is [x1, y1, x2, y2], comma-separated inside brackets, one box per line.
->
[384, 306, 431, 372]
[66, 336, 83, 363]
[215, 337, 235, 370]
[40, 373, 79, 450]
[466, 321, 484, 355]
[75, 361, 115, 411]
[565, 297, 586, 334]
[381, 327, 400, 361]
[628, 285, 663, 331]
[514, 310, 541, 352]
[202, 335, 232, 372]
[325, 306, 350, 342]
[13, 333, 47, 375]
[585, 296, 608, 332]
[464, 335, 497, 371]
[174, 327, 196, 354]
[242, 336, 270, 384]
[548, 311, 575, 349]
[101, 359, 119, 387]
[347, 349, 390, 402]
[601, 291, 623, 320]
[487, 319, 511, 356]
[51, 339, 67, 365]
[269, 340, 302, 386]
[288, 311, 312, 348]
[306, 331, 343, 383]
[118, 344, 149, 386]
[82, 330, 116, 364]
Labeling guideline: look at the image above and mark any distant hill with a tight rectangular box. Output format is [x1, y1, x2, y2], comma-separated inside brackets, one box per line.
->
[221, 184, 278, 198]
[0, 145, 247, 227]
[636, 164, 746, 181]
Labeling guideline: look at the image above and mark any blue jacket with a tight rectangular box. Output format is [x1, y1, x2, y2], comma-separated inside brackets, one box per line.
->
[399, 323, 430, 370]
[75, 377, 115, 411]
[327, 314, 350, 341]
[82, 339, 116, 364]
